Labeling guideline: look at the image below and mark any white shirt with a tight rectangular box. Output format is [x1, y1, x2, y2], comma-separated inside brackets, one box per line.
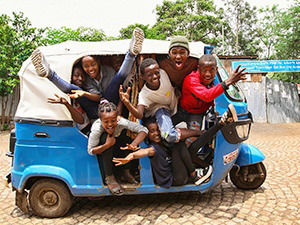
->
[138, 69, 178, 118]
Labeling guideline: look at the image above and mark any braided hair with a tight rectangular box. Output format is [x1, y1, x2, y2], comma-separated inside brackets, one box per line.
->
[98, 101, 118, 119]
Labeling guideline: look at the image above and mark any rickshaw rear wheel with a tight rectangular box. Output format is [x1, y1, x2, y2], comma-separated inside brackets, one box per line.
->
[230, 162, 266, 190]
[29, 178, 73, 218]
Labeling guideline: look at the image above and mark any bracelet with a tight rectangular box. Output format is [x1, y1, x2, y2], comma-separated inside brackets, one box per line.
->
[221, 82, 229, 90]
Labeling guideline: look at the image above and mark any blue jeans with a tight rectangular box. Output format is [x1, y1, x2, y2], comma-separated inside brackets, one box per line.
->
[103, 52, 136, 105]
[172, 107, 205, 146]
[48, 52, 136, 118]
[48, 70, 99, 119]
[155, 108, 179, 144]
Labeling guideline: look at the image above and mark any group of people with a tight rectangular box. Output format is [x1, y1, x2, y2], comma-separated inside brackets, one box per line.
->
[31, 28, 247, 196]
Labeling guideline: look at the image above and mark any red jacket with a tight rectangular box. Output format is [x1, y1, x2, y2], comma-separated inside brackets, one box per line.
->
[180, 71, 225, 114]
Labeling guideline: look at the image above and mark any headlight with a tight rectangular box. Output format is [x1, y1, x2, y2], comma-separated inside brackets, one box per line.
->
[236, 123, 250, 139]
[221, 119, 252, 144]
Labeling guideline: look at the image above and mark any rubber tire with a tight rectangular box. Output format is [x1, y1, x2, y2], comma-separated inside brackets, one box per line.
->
[230, 162, 267, 190]
[29, 178, 73, 218]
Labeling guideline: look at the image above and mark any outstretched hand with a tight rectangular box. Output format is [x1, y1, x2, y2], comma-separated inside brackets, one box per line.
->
[68, 90, 86, 99]
[226, 65, 248, 86]
[47, 94, 68, 105]
[120, 144, 140, 151]
[119, 85, 131, 104]
[112, 156, 133, 166]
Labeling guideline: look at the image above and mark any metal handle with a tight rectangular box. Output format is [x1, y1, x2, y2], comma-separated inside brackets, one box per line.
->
[34, 132, 50, 138]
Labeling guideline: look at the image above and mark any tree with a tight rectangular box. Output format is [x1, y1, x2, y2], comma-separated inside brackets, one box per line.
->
[41, 26, 107, 45]
[261, 1, 300, 83]
[118, 23, 166, 40]
[152, 0, 228, 45]
[0, 12, 44, 129]
[220, 0, 262, 56]
[272, 0, 300, 60]
[256, 6, 282, 59]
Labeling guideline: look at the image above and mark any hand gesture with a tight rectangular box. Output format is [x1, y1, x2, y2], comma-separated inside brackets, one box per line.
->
[106, 134, 116, 147]
[47, 94, 68, 105]
[112, 155, 134, 166]
[68, 90, 86, 99]
[226, 65, 248, 85]
[119, 85, 131, 104]
[120, 144, 140, 151]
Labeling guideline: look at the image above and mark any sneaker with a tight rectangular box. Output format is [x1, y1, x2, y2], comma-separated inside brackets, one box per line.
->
[220, 104, 238, 125]
[31, 49, 51, 78]
[129, 27, 144, 56]
[194, 165, 213, 185]
[122, 71, 136, 90]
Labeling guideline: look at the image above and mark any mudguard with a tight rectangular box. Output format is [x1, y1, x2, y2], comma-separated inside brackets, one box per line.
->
[235, 143, 265, 166]
[13, 165, 76, 193]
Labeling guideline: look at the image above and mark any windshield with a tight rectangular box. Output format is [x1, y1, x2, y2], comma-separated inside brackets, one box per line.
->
[216, 56, 245, 101]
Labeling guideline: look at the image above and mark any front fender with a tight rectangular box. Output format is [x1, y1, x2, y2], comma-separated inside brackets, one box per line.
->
[236, 143, 265, 166]
[12, 165, 75, 193]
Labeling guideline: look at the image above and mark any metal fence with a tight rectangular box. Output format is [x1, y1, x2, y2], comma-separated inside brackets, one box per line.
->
[239, 77, 300, 123]
[0, 87, 20, 126]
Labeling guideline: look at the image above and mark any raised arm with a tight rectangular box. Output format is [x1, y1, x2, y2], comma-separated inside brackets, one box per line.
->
[119, 85, 145, 119]
[225, 65, 247, 86]
[47, 94, 84, 124]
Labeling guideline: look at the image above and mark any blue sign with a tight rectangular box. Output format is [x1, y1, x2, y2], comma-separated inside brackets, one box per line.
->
[232, 60, 300, 73]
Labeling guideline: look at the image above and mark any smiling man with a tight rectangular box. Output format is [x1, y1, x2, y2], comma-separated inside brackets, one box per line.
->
[158, 36, 198, 88]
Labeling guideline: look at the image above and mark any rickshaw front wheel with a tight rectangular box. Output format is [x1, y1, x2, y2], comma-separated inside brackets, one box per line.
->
[230, 162, 266, 190]
[29, 178, 73, 218]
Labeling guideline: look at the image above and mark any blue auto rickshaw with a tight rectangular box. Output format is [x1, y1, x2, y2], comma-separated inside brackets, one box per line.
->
[6, 39, 266, 218]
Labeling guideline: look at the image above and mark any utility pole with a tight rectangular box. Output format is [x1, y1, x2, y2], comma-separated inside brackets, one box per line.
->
[236, 8, 239, 54]
[222, 25, 225, 55]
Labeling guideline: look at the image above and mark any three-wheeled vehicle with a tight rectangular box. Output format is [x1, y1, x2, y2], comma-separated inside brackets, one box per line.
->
[6, 39, 266, 218]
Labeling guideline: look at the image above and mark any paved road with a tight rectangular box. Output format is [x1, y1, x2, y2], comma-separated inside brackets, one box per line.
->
[1, 123, 299, 225]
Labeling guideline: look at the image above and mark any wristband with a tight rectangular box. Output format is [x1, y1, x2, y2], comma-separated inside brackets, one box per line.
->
[221, 82, 229, 90]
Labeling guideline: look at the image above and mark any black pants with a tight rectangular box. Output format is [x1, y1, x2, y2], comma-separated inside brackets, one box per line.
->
[172, 141, 195, 186]
[96, 130, 133, 177]
[171, 122, 223, 185]
[188, 122, 223, 167]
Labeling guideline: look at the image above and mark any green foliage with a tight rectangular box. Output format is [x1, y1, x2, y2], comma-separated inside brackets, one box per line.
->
[118, 23, 165, 40]
[152, 0, 227, 45]
[40, 26, 107, 45]
[2, 123, 9, 131]
[221, 0, 262, 56]
[268, 72, 300, 84]
[0, 12, 44, 97]
[272, 0, 300, 60]
[256, 6, 282, 59]
[259, 1, 300, 83]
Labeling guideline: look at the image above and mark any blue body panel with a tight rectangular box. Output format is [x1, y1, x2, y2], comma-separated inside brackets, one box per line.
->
[235, 143, 266, 166]
[12, 123, 103, 195]
[209, 131, 241, 190]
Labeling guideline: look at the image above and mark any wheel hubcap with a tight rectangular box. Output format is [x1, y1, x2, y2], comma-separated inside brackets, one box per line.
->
[42, 191, 58, 206]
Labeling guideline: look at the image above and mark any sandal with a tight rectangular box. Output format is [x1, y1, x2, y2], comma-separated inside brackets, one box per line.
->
[105, 175, 124, 196]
